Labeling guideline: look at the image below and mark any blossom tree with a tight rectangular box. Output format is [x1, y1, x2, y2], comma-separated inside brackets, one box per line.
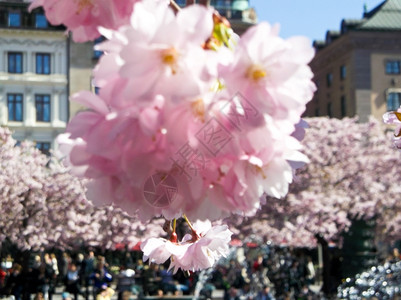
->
[228, 117, 401, 247]
[30, 0, 316, 272]
[0, 126, 165, 251]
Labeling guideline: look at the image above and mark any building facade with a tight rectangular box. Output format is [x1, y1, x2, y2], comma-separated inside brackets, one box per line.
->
[68, 39, 99, 119]
[305, 0, 401, 122]
[0, 0, 68, 154]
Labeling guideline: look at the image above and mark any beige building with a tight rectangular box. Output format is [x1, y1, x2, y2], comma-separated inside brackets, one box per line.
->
[68, 40, 99, 118]
[0, 0, 68, 154]
[305, 0, 401, 122]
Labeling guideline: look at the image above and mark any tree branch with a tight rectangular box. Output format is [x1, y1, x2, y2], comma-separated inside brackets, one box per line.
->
[170, 0, 181, 13]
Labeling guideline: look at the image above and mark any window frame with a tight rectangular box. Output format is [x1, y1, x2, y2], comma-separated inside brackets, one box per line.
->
[93, 37, 105, 59]
[36, 142, 51, 156]
[7, 93, 23, 122]
[35, 94, 51, 122]
[8, 11, 21, 27]
[35, 13, 48, 28]
[175, 0, 186, 6]
[386, 60, 401, 75]
[341, 95, 346, 118]
[340, 65, 346, 80]
[387, 92, 401, 111]
[36, 53, 51, 75]
[8, 52, 23, 74]
[326, 73, 333, 87]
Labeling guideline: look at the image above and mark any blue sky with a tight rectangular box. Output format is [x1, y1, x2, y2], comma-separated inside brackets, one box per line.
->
[249, 0, 384, 42]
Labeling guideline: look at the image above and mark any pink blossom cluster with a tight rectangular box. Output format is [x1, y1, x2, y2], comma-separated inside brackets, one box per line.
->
[59, 1, 315, 222]
[36, 0, 316, 271]
[0, 126, 165, 251]
[29, 0, 144, 42]
[142, 220, 232, 273]
[228, 117, 401, 247]
[383, 108, 401, 148]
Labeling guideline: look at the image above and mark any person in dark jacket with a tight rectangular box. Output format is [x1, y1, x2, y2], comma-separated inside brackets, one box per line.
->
[5, 264, 23, 300]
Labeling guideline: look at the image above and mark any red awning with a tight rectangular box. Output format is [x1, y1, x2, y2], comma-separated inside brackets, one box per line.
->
[132, 241, 142, 251]
[230, 239, 243, 247]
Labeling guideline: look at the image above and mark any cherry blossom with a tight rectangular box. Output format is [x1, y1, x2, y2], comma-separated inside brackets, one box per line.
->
[141, 219, 232, 273]
[383, 107, 401, 148]
[219, 22, 316, 134]
[29, 0, 144, 42]
[0, 126, 165, 251]
[93, 1, 215, 101]
[228, 117, 401, 247]
[17, 0, 401, 274]
[31, 0, 319, 272]
[169, 220, 232, 273]
[59, 3, 315, 226]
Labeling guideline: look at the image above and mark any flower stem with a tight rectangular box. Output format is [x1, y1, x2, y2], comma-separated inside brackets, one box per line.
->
[170, 0, 209, 11]
[172, 218, 177, 233]
[169, 0, 181, 13]
[183, 214, 195, 232]
[183, 214, 200, 241]
[169, 218, 178, 243]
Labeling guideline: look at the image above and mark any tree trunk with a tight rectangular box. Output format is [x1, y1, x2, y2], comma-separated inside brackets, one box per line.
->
[315, 234, 331, 295]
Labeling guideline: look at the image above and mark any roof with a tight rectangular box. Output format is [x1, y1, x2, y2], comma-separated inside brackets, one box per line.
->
[360, 0, 401, 30]
[314, 0, 401, 49]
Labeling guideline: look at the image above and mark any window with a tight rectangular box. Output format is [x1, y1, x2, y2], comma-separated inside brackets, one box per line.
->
[36, 142, 51, 156]
[386, 61, 401, 75]
[326, 73, 333, 87]
[7, 94, 23, 121]
[340, 65, 346, 80]
[215, 0, 229, 8]
[8, 52, 23, 73]
[387, 92, 401, 111]
[175, 0, 186, 6]
[35, 13, 48, 28]
[93, 37, 105, 59]
[341, 96, 346, 117]
[35, 94, 51, 122]
[36, 53, 51, 74]
[327, 102, 333, 118]
[8, 12, 21, 27]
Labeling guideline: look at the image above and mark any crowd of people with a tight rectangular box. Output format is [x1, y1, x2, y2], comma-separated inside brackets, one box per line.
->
[0, 245, 321, 300]
[0, 251, 115, 300]
[205, 246, 319, 300]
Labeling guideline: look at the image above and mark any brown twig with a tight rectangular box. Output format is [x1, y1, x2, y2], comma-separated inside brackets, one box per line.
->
[170, 0, 210, 12]
[169, 0, 181, 13]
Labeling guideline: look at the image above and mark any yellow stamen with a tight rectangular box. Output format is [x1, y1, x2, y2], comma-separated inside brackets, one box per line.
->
[255, 165, 267, 179]
[191, 99, 205, 122]
[161, 48, 179, 74]
[76, 0, 93, 13]
[247, 65, 267, 82]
